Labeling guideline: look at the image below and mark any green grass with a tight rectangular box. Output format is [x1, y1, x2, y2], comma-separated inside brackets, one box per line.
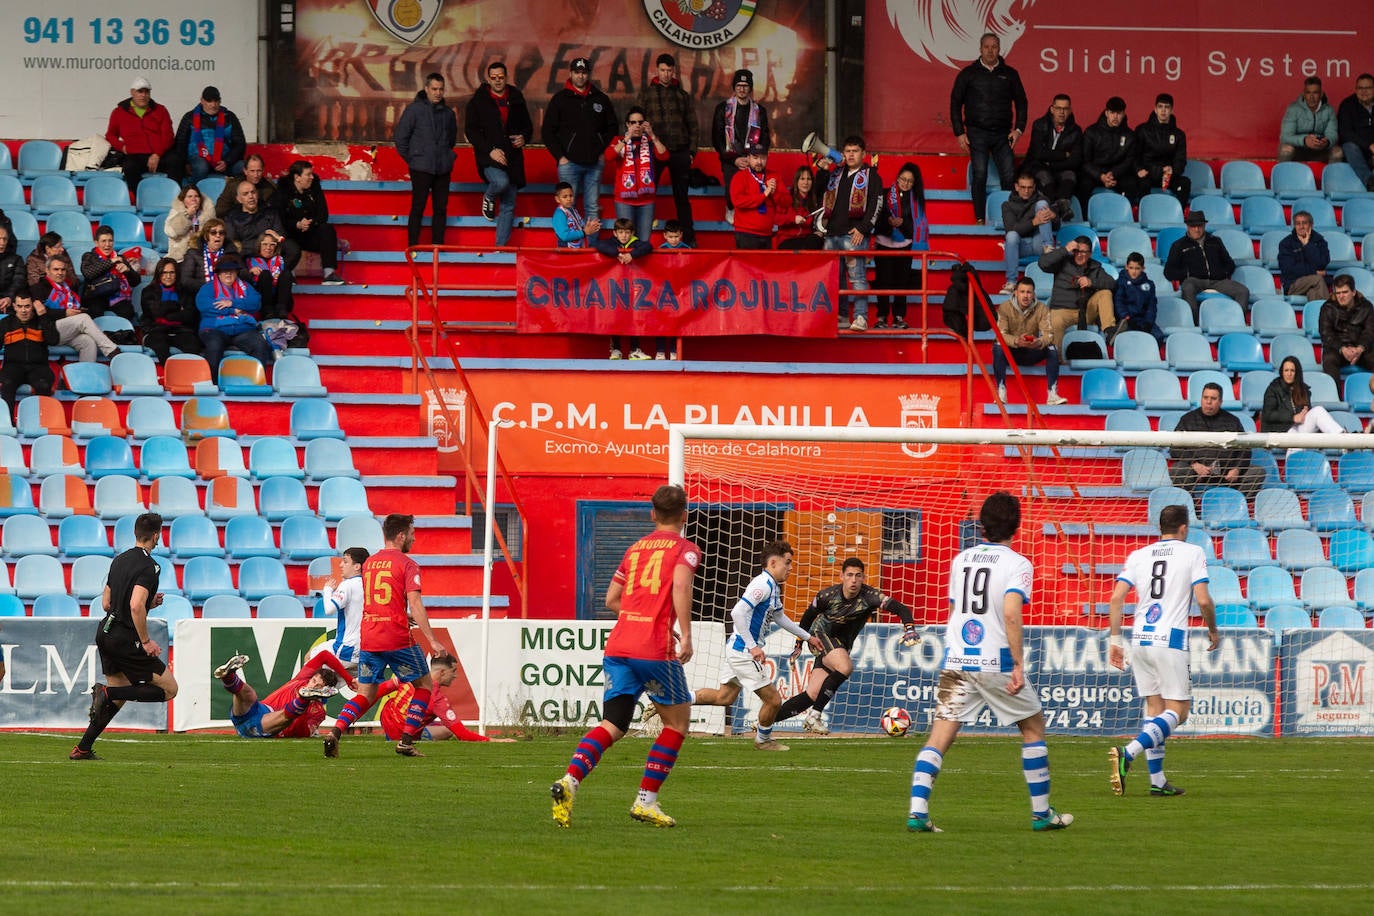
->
[8, 732, 1373, 914]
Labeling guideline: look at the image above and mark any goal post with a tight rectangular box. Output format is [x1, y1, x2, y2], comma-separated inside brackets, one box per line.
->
[667, 424, 1374, 739]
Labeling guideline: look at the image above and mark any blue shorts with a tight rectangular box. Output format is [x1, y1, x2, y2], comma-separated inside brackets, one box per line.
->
[230, 701, 273, 738]
[603, 656, 692, 706]
[358, 645, 429, 684]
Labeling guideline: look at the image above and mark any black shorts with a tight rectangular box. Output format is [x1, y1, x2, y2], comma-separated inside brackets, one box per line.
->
[96, 620, 167, 683]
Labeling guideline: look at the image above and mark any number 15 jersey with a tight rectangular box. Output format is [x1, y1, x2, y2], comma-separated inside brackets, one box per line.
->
[1117, 539, 1208, 651]
[943, 542, 1033, 673]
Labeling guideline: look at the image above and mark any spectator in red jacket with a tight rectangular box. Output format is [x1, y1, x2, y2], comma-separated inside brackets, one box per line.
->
[729, 146, 788, 250]
[104, 77, 174, 192]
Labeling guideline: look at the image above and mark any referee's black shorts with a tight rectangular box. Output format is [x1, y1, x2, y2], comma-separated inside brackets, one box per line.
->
[96, 620, 167, 682]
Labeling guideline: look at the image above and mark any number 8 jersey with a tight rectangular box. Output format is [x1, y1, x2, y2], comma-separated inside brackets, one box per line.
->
[943, 543, 1033, 673]
[1116, 539, 1209, 651]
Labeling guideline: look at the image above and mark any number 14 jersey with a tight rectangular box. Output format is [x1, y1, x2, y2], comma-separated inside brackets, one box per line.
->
[943, 542, 1033, 673]
[604, 530, 701, 661]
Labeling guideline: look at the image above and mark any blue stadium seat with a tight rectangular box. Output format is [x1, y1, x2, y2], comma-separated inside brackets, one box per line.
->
[1147, 485, 1196, 523]
[985, 189, 1011, 229]
[334, 514, 384, 553]
[1215, 227, 1257, 266]
[83, 173, 135, 216]
[1269, 334, 1319, 372]
[1362, 492, 1374, 531]
[1190, 525, 1216, 561]
[1104, 409, 1152, 442]
[1342, 266, 1374, 299]
[147, 476, 202, 519]
[1184, 159, 1217, 195]
[1129, 369, 1186, 411]
[217, 354, 272, 396]
[93, 475, 145, 520]
[1318, 606, 1365, 628]
[1302, 566, 1353, 610]
[84, 435, 137, 479]
[1324, 230, 1361, 269]
[101, 211, 147, 248]
[1207, 564, 1244, 605]
[1291, 196, 1337, 230]
[1156, 297, 1195, 335]
[1240, 370, 1278, 412]
[1201, 487, 1255, 530]
[169, 515, 224, 559]
[1308, 487, 1358, 534]
[318, 477, 371, 521]
[18, 396, 71, 438]
[1113, 330, 1165, 370]
[1089, 193, 1134, 231]
[30, 175, 81, 218]
[1259, 229, 1289, 269]
[1106, 225, 1152, 266]
[1301, 299, 1325, 339]
[140, 436, 196, 479]
[205, 476, 257, 521]
[1337, 451, 1374, 494]
[0, 560, 14, 595]
[136, 175, 180, 218]
[29, 435, 83, 478]
[126, 397, 178, 439]
[0, 594, 23, 616]
[249, 437, 304, 480]
[180, 397, 237, 441]
[1023, 262, 1053, 300]
[1123, 450, 1170, 492]
[184, 557, 237, 602]
[1186, 370, 1240, 409]
[259, 476, 312, 522]
[0, 474, 38, 517]
[1138, 194, 1184, 231]
[1247, 565, 1299, 610]
[152, 594, 196, 641]
[1253, 449, 1282, 489]
[1304, 372, 1345, 410]
[1286, 453, 1335, 493]
[272, 355, 328, 397]
[1240, 196, 1287, 233]
[1263, 604, 1312, 633]
[196, 175, 227, 203]
[1220, 160, 1269, 198]
[17, 139, 62, 180]
[60, 363, 112, 400]
[13, 554, 65, 598]
[1215, 603, 1258, 628]
[1269, 161, 1318, 201]
[1061, 330, 1112, 369]
[0, 436, 28, 476]
[1254, 487, 1308, 531]
[1055, 223, 1098, 249]
[280, 515, 331, 560]
[1189, 195, 1236, 226]
[256, 595, 307, 620]
[1217, 332, 1269, 372]
[194, 436, 248, 480]
[31, 593, 82, 617]
[8, 210, 39, 243]
[224, 515, 279, 559]
[200, 593, 251, 618]
[1354, 569, 1374, 610]
[1155, 226, 1187, 262]
[111, 354, 165, 397]
[1278, 529, 1329, 572]
[1231, 265, 1278, 302]
[1221, 528, 1270, 571]
[1198, 298, 1248, 336]
[70, 555, 112, 601]
[238, 556, 290, 601]
[1079, 367, 1135, 409]
[1340, 195, 1374, 237]
[290, 399, 345, 440]
[58, 515, 113, 558]
[1322, 162, 1365, 200]
[0, 174, 25, 210]
[1329, 527, 1374, 573]
[1249, 298, 1298, 340]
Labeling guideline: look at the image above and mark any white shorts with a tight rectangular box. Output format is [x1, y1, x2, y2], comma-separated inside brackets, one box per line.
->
[1129, 644, 1192, 702]
[933, 669, 1042, 726]
[718, 648, 773, 694]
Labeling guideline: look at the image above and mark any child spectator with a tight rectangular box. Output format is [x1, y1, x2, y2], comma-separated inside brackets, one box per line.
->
[594, 218, 653, 359]
[0, 292, 58, 418]
[552, 182, 600, 249]
[653, 220, 689, 359]
[1113, 251, 1164, 345]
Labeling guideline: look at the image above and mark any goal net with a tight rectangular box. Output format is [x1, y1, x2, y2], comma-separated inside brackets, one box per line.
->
[669, 424, 1374, 740]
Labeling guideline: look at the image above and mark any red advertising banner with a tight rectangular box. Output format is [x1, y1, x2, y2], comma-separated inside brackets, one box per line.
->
[865, 2, 1369, 159]
[516, 249, 838, 336]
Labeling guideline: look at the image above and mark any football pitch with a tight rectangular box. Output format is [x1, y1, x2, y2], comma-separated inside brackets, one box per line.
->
[8, 732, 1372, 914]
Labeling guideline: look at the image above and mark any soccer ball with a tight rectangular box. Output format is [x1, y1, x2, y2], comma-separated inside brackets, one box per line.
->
[880, 706, 911, 737]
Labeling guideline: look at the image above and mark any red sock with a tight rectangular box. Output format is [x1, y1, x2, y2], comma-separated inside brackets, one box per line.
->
[402, 687, 431, 738]
[334, 694, 373, 731]
[568, 724, 616, 781]
[640, 728, 685, 793]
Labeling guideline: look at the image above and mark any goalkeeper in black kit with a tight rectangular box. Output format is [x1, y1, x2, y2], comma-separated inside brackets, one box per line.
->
[776, 557, 919, 734]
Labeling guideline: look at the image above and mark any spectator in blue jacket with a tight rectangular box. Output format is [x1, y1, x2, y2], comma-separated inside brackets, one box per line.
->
[394, 73, 458, 247]
[196, 255, 271, 379]
[1276, 211, 1331, 301]
[1113, 252, 1164, 345]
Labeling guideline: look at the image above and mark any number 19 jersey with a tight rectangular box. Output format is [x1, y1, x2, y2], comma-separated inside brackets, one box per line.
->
[1117, 539, 1209, 651]
[604, 530, 701, 661]
[943, 542, 1033, 673]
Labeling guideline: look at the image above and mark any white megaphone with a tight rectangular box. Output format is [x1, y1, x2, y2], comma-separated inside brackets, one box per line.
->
[801, 131, 843, 165]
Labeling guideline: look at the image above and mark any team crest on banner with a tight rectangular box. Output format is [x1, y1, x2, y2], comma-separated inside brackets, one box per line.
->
[368, 0, 443, 45]
[425, 387, 467, 453]
[643, 0, 758, 50]
[899, 392, 940, 458]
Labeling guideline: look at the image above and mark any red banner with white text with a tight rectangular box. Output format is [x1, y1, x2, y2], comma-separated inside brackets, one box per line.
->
[516, 249, 839, 337]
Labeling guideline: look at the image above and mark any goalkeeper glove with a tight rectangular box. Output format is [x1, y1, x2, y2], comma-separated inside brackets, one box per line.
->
[901, 625, 920, 647]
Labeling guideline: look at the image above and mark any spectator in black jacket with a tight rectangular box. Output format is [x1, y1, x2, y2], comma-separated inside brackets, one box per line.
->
[1022, 94, 1082, 216]
[79, 225, 140, 322]
[0, 226, 25, 310]
[1039, 238, 1117, 349]
[1078, 97, 1141, 210]
[1163, 212, 1250, 318]
[639, 53, 698, 246]
[1135, 93, 1190, 206]
[711, 68, 769, 225]
[1319, 274, 1374, 385]
[0, 292, 59, 417]
[141, 257, 202, 364]
[543, 57, 618, 226]
[215, 154, 275, 219]
[1276, 211, 1330, 301]
[1001, 172, 1056, 294]
[466, 61, 533, 249]
[1336, 74, 1374, 191]
[395, 72, 459, 247]
[224, 180, 296, 269]
[170, 86, 247, 188]
[1168, 383, 1264, 502]
[949, 33, 1027, 223]
[277, 160, 342, 284]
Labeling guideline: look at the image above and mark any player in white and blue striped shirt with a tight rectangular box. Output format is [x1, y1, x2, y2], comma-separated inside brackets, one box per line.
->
[908, 491, 1073, 833]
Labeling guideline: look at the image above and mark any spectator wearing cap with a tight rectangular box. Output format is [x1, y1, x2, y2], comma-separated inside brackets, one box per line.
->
[394, 71, 459, 247]
[171, 86, 247, 187]
[1077, 96, 1141, 210]
[1163, 212, 1250, 319]
[464, 60, 534, 248]
[712, 68, 770, 224]
[1134, 93, 1191, 206]
[195, 254, 271, 379]
[542, 56, 618, 226]
[729, 145, 786, 250]
[104, 76, 174, 191]
[639, 52, 698, 246]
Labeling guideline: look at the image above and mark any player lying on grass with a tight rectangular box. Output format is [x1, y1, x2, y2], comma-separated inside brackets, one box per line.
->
[374, 652, 516, 743]
[215, 649, 356, 738]
[776, 556, 919, 734]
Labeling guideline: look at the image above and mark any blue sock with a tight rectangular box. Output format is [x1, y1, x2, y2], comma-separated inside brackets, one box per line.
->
[1125, 709, 1178, 760]
[1146, 747, 1167, 787]
[909, 746, 943, 817]
[1022, 740, 1051, 819]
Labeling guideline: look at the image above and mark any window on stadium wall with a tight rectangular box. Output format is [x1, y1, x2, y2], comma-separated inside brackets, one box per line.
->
[291, 0, 828, 145]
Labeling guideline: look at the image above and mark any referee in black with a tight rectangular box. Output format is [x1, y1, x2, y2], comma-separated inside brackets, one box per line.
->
[71, 512, 179, 760]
